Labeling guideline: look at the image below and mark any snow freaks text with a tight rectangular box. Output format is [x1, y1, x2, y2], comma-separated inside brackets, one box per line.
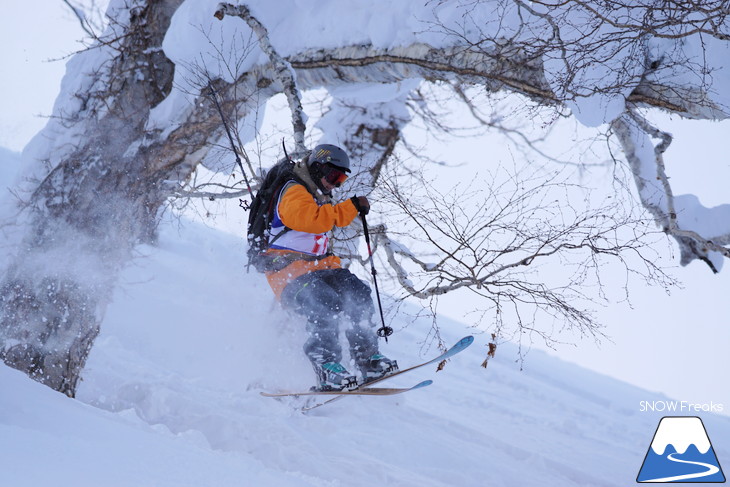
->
[639, 401, 724, 414]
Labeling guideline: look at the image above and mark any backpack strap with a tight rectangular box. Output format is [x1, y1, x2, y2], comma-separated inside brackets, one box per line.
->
[247, 159, 332, 272]
[264, 179, 297, 248]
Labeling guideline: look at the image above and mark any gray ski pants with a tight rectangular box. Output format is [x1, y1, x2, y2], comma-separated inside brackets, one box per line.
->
[280, 268, 380, 367]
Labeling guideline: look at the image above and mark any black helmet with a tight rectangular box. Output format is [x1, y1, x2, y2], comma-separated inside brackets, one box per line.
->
[307, 144, 351, 173]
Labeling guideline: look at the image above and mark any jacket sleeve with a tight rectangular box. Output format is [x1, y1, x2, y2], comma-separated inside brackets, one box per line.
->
[278, 184, 359, 234]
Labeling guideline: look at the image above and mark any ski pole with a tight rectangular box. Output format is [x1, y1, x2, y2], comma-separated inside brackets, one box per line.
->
[360, 214, 394, 342]
[208, 82, 254, 201]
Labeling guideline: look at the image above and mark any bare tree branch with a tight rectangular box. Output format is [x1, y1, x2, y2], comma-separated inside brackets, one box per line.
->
[61, 0, 101, 38]
[214, 3, 307, 156]
[367, 160, 675, 345]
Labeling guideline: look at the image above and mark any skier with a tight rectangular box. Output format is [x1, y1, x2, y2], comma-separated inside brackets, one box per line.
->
[263, 144, 398, 391]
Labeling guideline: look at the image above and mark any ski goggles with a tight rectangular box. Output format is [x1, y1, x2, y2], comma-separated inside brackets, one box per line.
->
[323, 165, 348, 188]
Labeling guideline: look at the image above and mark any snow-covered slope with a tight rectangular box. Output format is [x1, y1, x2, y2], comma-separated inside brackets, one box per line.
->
[0, 365, 309, 487]
[3, 214, 727, 486]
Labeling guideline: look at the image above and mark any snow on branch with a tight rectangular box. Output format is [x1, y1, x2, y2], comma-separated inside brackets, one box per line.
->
[214, 3, 307, 155]
[612, 110, 730, 272]
[529, 0, 730, 41]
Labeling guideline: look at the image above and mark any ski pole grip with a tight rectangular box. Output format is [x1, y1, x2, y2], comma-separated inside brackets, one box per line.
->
[351, 196, 370, 216]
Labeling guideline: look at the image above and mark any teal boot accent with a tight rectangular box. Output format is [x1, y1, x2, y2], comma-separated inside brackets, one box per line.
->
[313, 362, 358, 391]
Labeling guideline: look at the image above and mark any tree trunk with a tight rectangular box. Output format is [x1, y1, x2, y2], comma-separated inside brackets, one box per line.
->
[0, 0, 183, 396]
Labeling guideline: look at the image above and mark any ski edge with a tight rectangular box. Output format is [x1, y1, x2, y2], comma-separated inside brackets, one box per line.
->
[300, 380, 433, 411]
[261, 379, 433, 398]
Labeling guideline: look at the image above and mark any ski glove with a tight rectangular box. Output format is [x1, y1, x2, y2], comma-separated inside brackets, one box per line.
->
[350, 196, 370, 216]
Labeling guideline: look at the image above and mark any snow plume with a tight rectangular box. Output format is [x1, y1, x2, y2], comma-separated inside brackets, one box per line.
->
[0, 201, 122, 387]
[0, 149, 27, 286]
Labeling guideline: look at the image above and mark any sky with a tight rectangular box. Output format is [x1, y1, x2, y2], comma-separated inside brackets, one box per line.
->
[1, 1, 729, 414]
[0, 3, 85, 152]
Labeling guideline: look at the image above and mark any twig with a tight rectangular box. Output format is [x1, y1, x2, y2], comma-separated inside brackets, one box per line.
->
[214, 3, 307, 156]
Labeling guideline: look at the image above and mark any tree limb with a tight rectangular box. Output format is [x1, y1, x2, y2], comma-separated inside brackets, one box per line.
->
[214, 3, 307, 155]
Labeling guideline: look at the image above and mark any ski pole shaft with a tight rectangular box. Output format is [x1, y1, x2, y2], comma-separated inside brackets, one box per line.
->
[360, 214, 393, 342]
[208, 82, 254, 200]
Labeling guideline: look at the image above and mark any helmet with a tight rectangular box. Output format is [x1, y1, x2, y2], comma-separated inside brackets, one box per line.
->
[307, 144, 351, 173]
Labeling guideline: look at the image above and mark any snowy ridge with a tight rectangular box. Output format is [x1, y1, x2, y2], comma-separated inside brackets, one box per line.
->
[2, 214, 726, 486]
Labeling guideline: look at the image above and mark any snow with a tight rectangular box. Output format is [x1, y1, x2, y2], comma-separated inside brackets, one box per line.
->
[0, 366, 302, 487]
[675, 194, 730, 238]
[155, 0, 730, 131]
[3, 207, 729, 486]
[315, 80, 417, 152]
[647, 34, 730, 120]
[542, 9, 642, 127]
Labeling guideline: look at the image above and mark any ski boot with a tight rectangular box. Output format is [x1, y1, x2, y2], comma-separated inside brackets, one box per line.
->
[359, 354, 399, 384]
[312, 362, 358, 391]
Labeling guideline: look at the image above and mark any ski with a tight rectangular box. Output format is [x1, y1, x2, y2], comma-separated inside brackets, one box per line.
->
[260, 379, 433, 398]
[299, 336, 474, 411]
[261, 336, 474, 410]
[358, 335, 474, 389]
[300, 380, 432, 411]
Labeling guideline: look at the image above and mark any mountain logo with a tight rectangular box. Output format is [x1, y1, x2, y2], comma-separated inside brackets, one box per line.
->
[637, 416, 726, 483]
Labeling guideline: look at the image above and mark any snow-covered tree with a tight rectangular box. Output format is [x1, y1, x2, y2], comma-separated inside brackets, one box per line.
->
[1, 0, 728, 395]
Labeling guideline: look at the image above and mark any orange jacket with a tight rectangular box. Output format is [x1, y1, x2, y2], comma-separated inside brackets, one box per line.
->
[265, 183, 359, 299]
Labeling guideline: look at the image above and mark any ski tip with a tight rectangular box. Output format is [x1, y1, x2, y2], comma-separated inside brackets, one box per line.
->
[413, 379, 433, 390]
[457, 336, 475, 347]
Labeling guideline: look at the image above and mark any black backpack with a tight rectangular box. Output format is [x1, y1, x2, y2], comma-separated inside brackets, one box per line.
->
[246, 159, 301, 272]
